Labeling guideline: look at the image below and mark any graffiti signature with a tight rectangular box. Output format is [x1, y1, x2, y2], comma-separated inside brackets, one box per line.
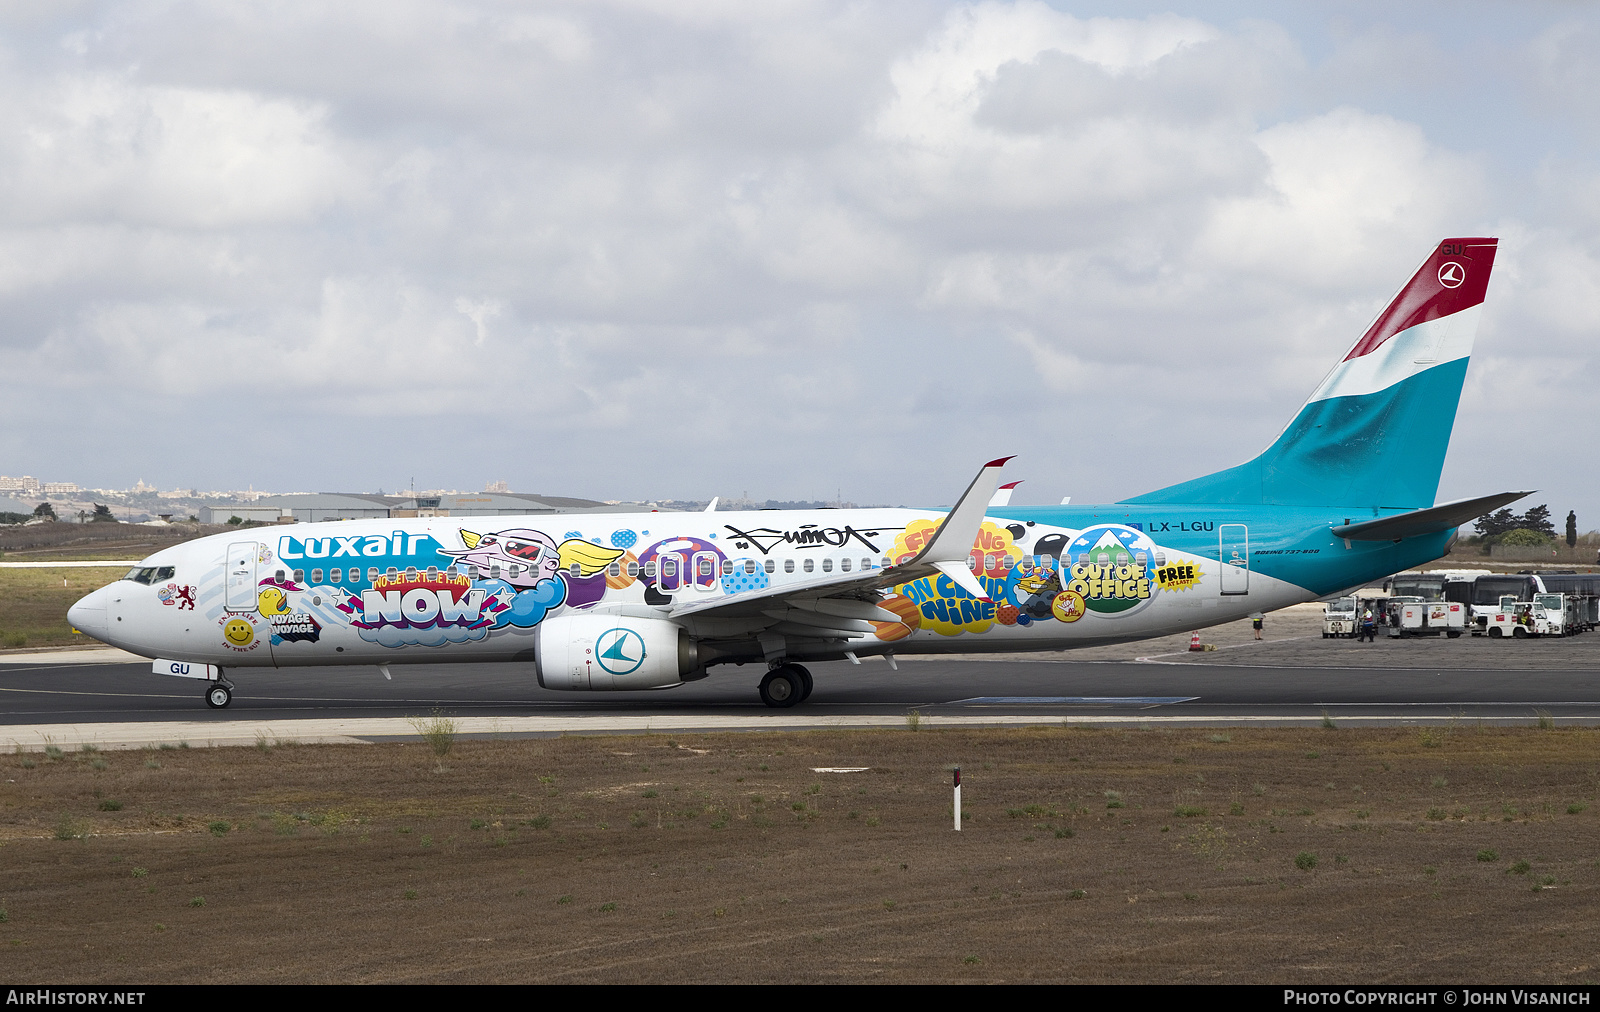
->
[722, 523, 887, 555]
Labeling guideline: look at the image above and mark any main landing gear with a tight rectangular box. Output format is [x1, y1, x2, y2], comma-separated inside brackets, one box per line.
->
[759, 664, 813, 708]
[204, 681, 235, 709]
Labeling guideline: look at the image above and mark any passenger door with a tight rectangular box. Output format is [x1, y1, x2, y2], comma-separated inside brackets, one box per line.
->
[225, 542, 258, 613]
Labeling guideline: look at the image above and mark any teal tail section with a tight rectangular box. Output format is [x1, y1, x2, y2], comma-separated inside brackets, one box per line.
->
[1123, 238, 1497, 510]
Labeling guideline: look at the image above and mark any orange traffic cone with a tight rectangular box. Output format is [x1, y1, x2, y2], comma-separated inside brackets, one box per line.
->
[1188, 631, 1202, 652]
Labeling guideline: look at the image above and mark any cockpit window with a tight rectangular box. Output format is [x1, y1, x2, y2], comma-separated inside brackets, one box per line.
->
[122, 566, 176, 585]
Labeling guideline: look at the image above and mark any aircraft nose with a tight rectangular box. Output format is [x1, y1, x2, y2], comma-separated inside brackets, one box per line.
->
[67, 586, 110, 642]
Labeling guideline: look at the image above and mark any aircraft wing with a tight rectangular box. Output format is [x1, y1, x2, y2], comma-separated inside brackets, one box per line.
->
[666, 457, 1013, 627]
[1330, 490, 1534, 542]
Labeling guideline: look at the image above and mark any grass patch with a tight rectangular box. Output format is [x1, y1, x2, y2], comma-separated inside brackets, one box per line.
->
[97, 799, 123, 811]
[409, 709, 458, 760]
[1477, 849, 1498, 862]
[208, 821, 230, 836]
[0, 566, 131, 648]
[1294, 852, 1318, 871]
[1207, 733, 1232, 744]
[905, 710, 922, 732]
[1174, 805, 1207, 818]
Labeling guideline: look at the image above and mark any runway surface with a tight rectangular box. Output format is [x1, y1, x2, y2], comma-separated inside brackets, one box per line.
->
[3, 646, 1599, 746]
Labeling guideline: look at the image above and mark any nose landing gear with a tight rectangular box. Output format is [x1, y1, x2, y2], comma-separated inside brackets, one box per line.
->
[204, 682, 234, 709]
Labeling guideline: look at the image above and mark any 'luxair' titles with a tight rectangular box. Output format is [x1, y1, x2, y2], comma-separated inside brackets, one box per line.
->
[278, 533, 430, 560]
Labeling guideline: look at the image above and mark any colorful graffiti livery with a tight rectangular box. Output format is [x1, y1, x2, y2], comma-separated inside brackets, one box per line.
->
[68, 237, 1511, 714]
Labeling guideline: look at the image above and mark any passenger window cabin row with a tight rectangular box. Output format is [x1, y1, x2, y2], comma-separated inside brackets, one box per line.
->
[129, 553, 1078, 592]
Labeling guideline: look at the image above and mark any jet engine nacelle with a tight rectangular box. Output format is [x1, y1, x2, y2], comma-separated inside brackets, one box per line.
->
[534, 615, 700, 690]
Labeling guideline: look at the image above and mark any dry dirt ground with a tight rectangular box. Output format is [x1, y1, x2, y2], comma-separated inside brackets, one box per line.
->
[2, 726, 1598, 983]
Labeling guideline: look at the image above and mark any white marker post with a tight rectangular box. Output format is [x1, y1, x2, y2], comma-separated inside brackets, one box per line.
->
[953, 767, 961, 831]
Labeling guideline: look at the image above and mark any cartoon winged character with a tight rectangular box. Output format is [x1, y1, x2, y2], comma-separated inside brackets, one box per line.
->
[445, 528, 625, 609]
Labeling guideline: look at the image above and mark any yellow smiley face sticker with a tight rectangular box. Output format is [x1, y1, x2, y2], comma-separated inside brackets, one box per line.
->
[223, 618, 255, 647]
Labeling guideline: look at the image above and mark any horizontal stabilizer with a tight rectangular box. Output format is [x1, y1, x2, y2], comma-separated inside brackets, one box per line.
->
[1331, 490, 1534, 541]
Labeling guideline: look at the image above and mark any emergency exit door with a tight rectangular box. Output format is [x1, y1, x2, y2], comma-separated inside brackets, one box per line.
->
[1219, 524, 1249, 595]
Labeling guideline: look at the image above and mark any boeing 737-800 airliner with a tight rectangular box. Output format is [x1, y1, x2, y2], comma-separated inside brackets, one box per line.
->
[69, 237, 1526, 709]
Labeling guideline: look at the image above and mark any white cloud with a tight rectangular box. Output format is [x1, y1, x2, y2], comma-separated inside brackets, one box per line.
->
[1197, 108, 1485, 288]
[0, 1, 1596, 512]
[0, 74, 357, 227]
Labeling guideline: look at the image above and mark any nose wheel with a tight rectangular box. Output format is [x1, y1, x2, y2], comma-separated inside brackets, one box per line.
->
[205, 684, 233, 709]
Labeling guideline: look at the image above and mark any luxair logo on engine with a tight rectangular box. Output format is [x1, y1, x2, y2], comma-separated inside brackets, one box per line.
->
[596, 628, 647, 675]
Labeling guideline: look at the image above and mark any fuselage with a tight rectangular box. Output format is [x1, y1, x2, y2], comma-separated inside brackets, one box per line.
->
[69, 501, 1451, 670]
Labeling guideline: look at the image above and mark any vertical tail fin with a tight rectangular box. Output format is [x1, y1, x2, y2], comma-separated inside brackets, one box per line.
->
[1123, 237, 1498, 508]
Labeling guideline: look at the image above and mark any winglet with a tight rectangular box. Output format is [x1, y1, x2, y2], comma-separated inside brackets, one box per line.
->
[988, 480, 1023, 508]
[903, 456, 1013, 601]
[704, 497, 718, 513]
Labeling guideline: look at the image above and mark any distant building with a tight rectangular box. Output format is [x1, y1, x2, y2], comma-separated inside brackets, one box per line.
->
[200, 493, 399, 525]
[199, 491, 649, 524]
[41, 482, 79, 495]
[403, 492, 645, 517]
[0, 476, 40, 493]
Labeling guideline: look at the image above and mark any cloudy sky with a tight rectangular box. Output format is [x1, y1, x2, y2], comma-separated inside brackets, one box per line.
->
[2, 2, 1597, 517]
